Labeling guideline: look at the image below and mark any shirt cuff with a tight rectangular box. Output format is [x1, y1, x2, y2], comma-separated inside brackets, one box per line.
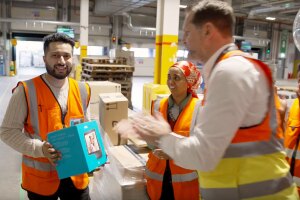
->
[34, 140, 45, 158]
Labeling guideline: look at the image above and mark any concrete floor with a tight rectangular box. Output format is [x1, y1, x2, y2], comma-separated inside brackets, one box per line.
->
[0, 67, 152, 200]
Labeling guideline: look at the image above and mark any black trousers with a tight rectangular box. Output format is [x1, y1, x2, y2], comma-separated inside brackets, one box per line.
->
[27, 178, 90, 200]
[160, 160, 175, 200]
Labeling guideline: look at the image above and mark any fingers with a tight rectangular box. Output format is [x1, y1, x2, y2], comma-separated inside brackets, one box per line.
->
[132, 122, 151, 138]
[114, 112, 171, 146]
[114, 119, 138, 138]
[132, 123, 160, 146]
[42, 142, 61, 166]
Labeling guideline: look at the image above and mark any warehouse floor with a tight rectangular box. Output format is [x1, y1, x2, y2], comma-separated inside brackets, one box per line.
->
[0, 67, 152, 200]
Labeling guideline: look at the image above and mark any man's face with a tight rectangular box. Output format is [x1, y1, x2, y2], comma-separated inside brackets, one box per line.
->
[182, 13, 208, 64]
[43, 42, 73, 79]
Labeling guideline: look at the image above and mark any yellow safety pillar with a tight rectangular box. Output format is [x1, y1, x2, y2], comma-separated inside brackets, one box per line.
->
[154, 0, 180, 84]
[76, 0, 89, 81]
[10, 39, 17, 76]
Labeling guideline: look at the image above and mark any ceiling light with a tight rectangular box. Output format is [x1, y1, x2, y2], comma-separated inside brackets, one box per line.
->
[179, 5, 187, 9]
[266, 17, 276, 21]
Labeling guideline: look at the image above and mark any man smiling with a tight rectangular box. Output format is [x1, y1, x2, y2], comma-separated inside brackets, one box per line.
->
[0, 33, 91, 200]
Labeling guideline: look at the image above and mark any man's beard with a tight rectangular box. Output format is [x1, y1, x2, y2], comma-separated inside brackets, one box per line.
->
[45, 63, 72, 79]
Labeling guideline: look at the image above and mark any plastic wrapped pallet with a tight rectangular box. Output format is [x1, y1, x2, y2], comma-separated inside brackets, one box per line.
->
[90, 144, 150, 200]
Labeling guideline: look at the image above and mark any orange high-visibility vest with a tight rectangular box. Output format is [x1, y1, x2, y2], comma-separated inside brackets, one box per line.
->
[285, 98, 300, 195]
[198, 50, 297, 199]
[19, 76, 91, 195]
[146, 97, 199, 200]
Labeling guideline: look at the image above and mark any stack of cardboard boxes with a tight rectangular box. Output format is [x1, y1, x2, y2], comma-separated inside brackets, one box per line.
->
[87, 80, 149, 199]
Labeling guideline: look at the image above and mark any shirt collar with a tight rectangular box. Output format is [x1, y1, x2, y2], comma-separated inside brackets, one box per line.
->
[168, 93, 192, 112]
[203, 43, 236, 83]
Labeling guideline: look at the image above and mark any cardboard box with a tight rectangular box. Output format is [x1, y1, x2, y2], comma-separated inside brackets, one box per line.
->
[109, 145, 149, 171]
[86, 81, 121, 120]
[47, 121, 107, 179]
[99, 93, 128, 145]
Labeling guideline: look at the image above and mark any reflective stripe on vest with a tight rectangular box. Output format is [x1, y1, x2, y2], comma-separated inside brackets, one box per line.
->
[223, 136, 283, 158]
[294, 176, 300, 187]
[145, 168, 198, 182]
[286, 148, 300, 160]
[153, 98, 161, 113]
[23, 156, 56, 172]
[78, 82, 88, 116]
[25, 79, 41, 140]
[200, 174, 293, 200]
[190, 100, 201, 132]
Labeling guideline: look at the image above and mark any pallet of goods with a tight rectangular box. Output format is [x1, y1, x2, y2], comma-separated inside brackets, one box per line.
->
[81, 57, 134, 108]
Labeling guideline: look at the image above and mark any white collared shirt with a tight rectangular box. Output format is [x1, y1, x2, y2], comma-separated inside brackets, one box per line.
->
[160, 43, 270, 171]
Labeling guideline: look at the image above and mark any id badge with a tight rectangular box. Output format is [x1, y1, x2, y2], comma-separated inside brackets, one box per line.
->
[70, 118, 84, 126]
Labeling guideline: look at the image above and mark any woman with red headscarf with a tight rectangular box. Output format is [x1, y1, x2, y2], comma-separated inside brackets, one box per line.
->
[145, 61, 201, 200]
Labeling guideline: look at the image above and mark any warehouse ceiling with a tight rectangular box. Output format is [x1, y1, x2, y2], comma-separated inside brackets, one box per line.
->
[94, 0, 157, 16]
[93, 0, 300, 25]
[6, 0, 300, 25]
[231, 0, 300, 24]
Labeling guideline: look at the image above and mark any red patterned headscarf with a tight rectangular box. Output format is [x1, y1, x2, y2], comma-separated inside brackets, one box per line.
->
[171, 61, 201, 98]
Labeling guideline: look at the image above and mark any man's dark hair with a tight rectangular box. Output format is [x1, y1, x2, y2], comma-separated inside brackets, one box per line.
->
[189, 0, 235, 36]
[43, 33, 75, 53]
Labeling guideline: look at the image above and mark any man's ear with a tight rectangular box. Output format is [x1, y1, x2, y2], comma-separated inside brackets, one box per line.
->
[203, 22, 217, 39]
[204, 22, 214, 36]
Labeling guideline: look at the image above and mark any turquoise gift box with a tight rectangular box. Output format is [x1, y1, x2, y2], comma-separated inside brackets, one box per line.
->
[47, 120, 107, 179]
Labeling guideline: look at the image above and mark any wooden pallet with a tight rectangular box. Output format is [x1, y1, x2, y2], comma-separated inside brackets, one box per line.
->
[82, 63, 134, 72]
[122, 91, 132, 100]
[277, 86, 297, 92]
[82, 69, 133, 77]
[81, 73, 133, 82]
[82, 57, 127, 65]
[113, 81, 132, 87]
[121, 86, 132, 92]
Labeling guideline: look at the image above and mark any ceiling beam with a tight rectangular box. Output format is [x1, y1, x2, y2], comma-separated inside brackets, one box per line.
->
[279, 8, 299, 14]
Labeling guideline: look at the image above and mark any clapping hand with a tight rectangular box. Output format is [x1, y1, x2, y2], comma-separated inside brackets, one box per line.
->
[114, 112, 172, 147]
